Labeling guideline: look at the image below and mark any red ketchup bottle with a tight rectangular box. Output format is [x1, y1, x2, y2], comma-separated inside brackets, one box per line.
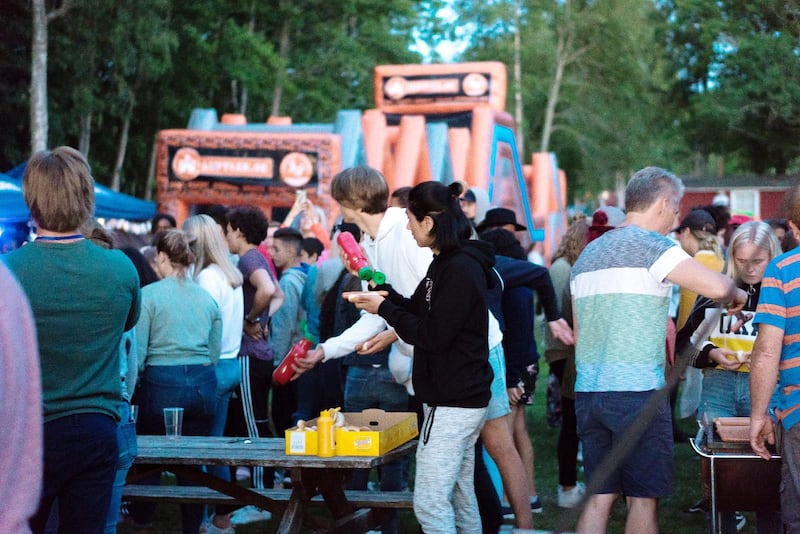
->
[273, 336, 314, 386]
[336, 232, 386, 284]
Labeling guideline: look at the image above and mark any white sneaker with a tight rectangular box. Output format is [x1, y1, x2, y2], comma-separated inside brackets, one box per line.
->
[229, 505, 272, 525]
[557, 482, 586, 508]
[235, 466, 250, 481]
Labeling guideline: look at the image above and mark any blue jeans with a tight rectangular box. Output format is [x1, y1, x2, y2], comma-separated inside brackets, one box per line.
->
[131, 365, 216, 534]
[105, 402, 137, 534]
[700, 369, 751, 420]
[344, 364, 409, 534]
[293, 358, 344, 423]
[209, 359, 241, 483]
[31, 413, 118, 534]
[42, 403, 136, 534]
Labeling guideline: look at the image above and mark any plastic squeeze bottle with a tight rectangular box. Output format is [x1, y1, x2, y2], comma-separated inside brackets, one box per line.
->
[273, 333, 315, 386]
[317, 409, 336, 457]
[336, 232, 386, 285]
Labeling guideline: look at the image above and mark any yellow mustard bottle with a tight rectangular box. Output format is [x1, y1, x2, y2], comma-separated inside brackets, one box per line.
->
[317, 409, 335, 457]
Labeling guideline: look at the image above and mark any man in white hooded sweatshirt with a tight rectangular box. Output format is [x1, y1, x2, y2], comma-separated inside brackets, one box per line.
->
[294, 166, 429, 534]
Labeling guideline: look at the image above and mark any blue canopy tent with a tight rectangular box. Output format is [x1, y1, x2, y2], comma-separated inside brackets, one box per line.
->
[0, 175, 28, 222]
[0, 165, 156, 223]
[0, 174, 31, 251]
[0, 165, 156, 252]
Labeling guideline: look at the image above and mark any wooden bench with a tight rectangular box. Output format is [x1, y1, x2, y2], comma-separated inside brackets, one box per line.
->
[122, 484, 414, 509]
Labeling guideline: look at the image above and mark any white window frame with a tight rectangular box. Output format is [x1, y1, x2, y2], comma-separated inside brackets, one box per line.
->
[729, 189, 760, 219]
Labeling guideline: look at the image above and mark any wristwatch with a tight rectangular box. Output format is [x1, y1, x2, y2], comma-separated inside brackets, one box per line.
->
[245, 316, 261, 325]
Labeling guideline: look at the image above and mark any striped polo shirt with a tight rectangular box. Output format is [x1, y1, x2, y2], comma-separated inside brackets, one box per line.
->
[571, 225, 689, 392]
[754, 249, 800, 431]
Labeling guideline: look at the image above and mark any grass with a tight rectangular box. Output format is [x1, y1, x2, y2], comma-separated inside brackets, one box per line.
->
[119, 360, 760, 533]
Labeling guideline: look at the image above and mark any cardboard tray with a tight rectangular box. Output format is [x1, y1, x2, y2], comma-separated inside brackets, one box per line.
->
[714, 417, 750, 443]
[285, 408, 418, 456]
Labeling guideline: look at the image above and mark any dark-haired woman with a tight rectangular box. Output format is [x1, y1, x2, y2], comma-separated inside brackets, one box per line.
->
[348, 181, 494, 533]
[128, 229, 222, 534]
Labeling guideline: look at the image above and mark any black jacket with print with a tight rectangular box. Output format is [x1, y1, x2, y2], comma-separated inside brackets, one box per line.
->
[376, 240, 495, 408]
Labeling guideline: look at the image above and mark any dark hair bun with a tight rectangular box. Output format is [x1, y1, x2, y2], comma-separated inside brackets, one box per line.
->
[448, 182, 464, 198]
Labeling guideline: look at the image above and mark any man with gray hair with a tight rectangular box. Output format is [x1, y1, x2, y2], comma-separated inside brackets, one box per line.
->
[570, 167, 747, 533]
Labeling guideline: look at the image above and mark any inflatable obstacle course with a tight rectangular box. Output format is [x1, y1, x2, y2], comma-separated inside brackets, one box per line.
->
[156, 62, 567, 256]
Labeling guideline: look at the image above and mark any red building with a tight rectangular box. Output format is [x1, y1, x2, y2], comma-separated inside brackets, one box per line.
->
[679, 174, 798, 220]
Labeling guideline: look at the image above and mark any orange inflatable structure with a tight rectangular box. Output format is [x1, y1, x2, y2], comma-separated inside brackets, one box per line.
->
[155, 62, 567, 258]
[156, 127, 341, 225]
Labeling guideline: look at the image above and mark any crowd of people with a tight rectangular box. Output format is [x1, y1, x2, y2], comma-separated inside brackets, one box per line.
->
[3, 146, 800, 534]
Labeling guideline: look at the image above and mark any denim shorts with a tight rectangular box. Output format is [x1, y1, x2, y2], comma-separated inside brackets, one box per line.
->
[486, 343, 511, 420]
[575, 390, 672, 497]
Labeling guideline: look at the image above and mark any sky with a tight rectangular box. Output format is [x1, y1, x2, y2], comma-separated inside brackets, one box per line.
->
[409, 4, 469, 62]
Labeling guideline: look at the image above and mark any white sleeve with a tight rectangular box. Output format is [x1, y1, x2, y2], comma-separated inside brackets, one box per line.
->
[391, 327, 414, 357]
[651, 246, 691, 283]
[689, 310, 717, 348]
[319, 311, 388, 361]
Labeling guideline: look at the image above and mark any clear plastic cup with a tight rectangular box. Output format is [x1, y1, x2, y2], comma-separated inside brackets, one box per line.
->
[163, 407, 184, 440]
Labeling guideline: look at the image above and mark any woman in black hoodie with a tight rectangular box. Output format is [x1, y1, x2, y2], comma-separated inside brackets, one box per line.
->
[349, 181, 494, 533]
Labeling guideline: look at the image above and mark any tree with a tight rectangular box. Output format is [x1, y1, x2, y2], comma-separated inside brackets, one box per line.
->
[659, 0, 800, 175]
[454, 0, 668, 196]
[29, 0, 72, 154]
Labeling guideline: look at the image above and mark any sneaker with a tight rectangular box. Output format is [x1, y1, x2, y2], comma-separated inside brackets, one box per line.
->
[229, 505, 272, 526]
[557, 482, 586, 508]
[684, 499, 707, 513]
[736, 512, 746, 531]
[235, 466, 250, 481]
[530, 496, 543, 514]
[501, 504, 514, 520]
[199, 516, 235, 534]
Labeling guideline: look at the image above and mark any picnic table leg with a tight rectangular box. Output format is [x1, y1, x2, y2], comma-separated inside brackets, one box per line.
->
[275, 487, 307, 534]
[291, 467, 386, 533]
[169, 465, 289, 517]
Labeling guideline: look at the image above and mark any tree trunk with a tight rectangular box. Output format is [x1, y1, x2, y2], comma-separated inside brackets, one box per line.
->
[270, 15, 291, 117]
[692, 151, 708, 177]
[540, 34, 566, 153]
[30, 0, 49, 154]
[30, 0, 72, 155]
[230, 79, 239, 112]
[513, 1, 523, 157]
[78, 112, 92, 157]
[239, 1, 256, 116]
[111, 97, 134, 192]
[145, 138, 157, 201]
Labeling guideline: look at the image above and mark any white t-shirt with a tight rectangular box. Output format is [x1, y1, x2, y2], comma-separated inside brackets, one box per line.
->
[197, 264, 244, 360]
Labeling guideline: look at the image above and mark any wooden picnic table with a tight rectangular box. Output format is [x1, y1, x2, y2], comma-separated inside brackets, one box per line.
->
[127, 435, 417, 533]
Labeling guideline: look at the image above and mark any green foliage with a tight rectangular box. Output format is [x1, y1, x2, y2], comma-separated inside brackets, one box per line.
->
[6, 0, 800, 197]
[658, 0, 800, 175]
[0, 0, 33, 169]
[3, 0, 424, 195]
[455, 0, 670, 197]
